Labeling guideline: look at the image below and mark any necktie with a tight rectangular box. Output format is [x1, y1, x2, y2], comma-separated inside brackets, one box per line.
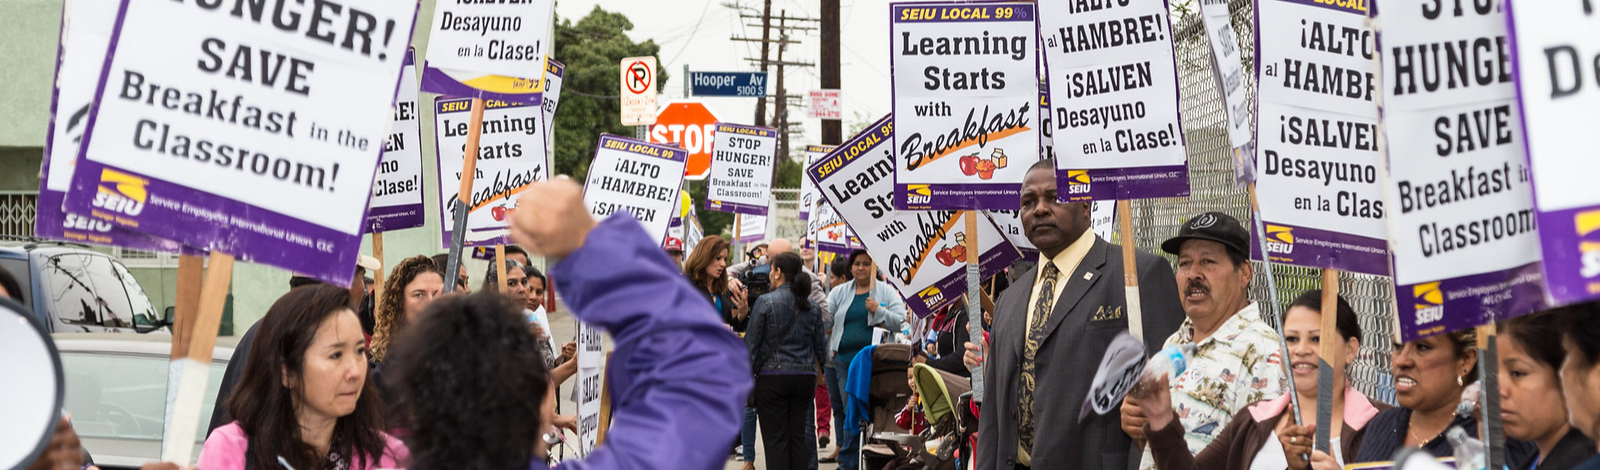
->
[1018, 262, 1060, 452]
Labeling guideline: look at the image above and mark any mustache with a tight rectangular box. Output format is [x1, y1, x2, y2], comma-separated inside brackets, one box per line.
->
[1185, 280, 1210, 294]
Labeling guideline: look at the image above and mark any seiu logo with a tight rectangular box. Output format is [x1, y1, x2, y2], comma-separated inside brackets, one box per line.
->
[1413, 282, 1444, 325]
[63, 213, 113, 232]
[906, 185, 931, 205]
[1265, 225, 1295, 255]
[917, 286, 944, 308]
[1576, 210, 1600, 278]
[93, 169, 148, 217]
[1067, 170, 1091, 194]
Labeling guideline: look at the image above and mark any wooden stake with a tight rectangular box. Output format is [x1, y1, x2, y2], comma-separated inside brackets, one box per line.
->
[161, 252, 235, 465]
[495, 244, 508, 293]
[371, 232, 385, 302]
[597, 350, 614, 447]
[1117, 200, 1143, 342]
[443, 98, 487, 294]
[170, 254, 203, 356]
[1314, 268, 1342, 452]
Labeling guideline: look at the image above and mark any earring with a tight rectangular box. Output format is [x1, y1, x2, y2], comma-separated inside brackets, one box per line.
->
[1457, 375, 1464, 386]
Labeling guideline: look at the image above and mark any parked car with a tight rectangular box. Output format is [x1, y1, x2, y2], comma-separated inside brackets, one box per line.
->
[0, 239, 166, 334]
[53, 333, 237, 470]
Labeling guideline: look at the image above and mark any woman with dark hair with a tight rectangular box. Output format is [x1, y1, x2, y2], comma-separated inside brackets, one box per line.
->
[746, 252, 828, 470]
[1351, 327, 1483, 463]
[199, 284, 407, 470]
[370, 255, 444, 364]
[822, 249, 907, 467]
[683, 235, 749, 331]
[1497, 312, 1597, 470]
[383, 293, 556, 470]
[1140, 289, 1386, 470]
[1551, 301, 1600, 470]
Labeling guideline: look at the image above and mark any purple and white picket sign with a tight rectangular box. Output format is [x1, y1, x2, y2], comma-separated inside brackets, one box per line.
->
[810, 115, 1022, 318]
[366, 48, 426, 234]
[541, 59, 565, 157]
[736, 212, 769, 244]
[419, 0, 551, 104]
[809, 194, 860, 255]
[433, 97, 550, 249]
[582, 135, 689, 246]
[986, 200, 1115, 260]
[38, 0, 184, 253]
[1508, 0, 1600, 307]
[684, 203, 705, 255]
[1040, 0, 1189, 202]
[705, 123, 778, 216]
[1249, 0, 1390, 276]
[62, 0, 417, 286]
[889, 2, 1041, 211]
[800, 145, 835, 221]
[1197, 0, 1255, 185]
[1376, 0, 1546, 340]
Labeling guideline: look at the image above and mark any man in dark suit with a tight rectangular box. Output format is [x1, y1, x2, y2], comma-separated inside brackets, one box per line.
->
[965, 160, 1185, 470]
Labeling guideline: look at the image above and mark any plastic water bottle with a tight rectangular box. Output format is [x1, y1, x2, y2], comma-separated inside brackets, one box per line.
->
[1135, 343, 1196, 395]
[1448, 426, 1486, 470]
[1456, 381, 1482, 419]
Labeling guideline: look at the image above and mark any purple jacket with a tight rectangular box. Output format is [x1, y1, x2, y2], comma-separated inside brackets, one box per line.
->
[543, 215, 752, 470]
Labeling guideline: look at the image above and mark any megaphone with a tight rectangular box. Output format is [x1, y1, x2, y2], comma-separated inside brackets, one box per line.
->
[0, 296, 65, 470]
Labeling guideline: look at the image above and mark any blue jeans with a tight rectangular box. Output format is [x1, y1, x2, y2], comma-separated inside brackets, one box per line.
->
[743, 406, 758, 461]
[826, 359, 859, 470]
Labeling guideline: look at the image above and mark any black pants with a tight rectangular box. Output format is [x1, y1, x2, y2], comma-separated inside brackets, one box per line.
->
[755, 373, 816, 470]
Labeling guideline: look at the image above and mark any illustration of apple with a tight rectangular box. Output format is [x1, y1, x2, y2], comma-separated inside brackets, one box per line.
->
[976, 159, 997, 180]
[935, 247, 956, 266]
[491, 205, 507, 221]
[951, 244, 968, 263]
[959, 154, 980, 176]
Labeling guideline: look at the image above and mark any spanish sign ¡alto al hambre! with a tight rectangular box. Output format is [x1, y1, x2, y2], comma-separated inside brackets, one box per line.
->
[1039, 0, 1188, 201]
[38, 0, 183, 253]
[420, 0, 550, 103]
[367, 48, 426, 234]
[810, 115, 1022, 318]
[1250, 0, 1390, 276]
[890, 2, 1040, 210]
[434, 98, 550, 249]
[1508, 0, 1600, 307]
[705, 123, 778, 216]
[583, 135, 689, 246]
[63, 0, 418, 285]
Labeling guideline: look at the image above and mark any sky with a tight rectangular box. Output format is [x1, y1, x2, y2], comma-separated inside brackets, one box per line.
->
[554, 0, 895, 149]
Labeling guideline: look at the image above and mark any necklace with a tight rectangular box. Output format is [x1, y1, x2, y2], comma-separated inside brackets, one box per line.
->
[1407, 414, 1447, 447]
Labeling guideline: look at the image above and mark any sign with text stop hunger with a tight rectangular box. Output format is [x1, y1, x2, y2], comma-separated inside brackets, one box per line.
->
[63, 0, 417, 285]
[649, 101, 721, 179]
[810, 115, 1021, 318]
[583, 135, 689, 246]
[705, 123, 778, 216]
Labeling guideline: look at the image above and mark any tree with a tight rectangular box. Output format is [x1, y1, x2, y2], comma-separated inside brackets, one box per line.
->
[549, 6, 668, 181]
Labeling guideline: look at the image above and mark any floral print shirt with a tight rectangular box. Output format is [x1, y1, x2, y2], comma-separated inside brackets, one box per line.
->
[1140, 302, 1286, 470]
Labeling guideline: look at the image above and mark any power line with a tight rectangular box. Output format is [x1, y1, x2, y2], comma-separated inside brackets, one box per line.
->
[662, 0, 718, 67]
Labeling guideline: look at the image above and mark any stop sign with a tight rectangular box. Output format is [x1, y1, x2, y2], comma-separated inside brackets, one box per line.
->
[648, 101, 720, 180]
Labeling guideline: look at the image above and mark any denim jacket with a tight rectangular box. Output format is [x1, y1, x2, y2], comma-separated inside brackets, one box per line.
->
[745, 285, 828, 374]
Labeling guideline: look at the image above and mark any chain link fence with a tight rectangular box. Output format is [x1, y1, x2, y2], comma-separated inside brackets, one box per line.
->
[1123, 0, 1398, 405]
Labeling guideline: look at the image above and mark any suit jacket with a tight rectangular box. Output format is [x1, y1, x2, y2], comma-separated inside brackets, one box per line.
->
[976, 236, 1185, 470]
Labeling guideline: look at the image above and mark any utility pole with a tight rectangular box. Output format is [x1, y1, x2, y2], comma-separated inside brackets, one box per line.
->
[730, 4, 817, 159]
[755, 0, 772, 126]
[821, 0, 841, 145]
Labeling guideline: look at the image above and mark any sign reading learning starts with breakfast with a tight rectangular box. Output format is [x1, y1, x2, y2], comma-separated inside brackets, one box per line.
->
[433, 98, 550, 249]
[63, 0, 417, 285]
[890, 2, 1040, 210]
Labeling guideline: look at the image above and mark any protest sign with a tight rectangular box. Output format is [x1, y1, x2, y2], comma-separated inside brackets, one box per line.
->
[433, 98, 549, 248]
[37, 0, 182, 252]
[890, 2, 1040, 210]
[986, 200, 1114, 258]
[583, 135, 689, 245]
[63, 0, 417, 285]
[1038, 83, 1054, 166]
[685, 204, 705, 255]
[541, 59, 564, 157]
[811, 115, 1022, 317]
[1198, 0, 1254, 184]
[705, 123, 777, 215]
[736, 213, 769, 244]
[367, 49, 426, 234]
[420, 0, 550, 103]
[1379, 0, 1545, 340]
[800, 145, 835, 221]
[576, 321, 603, 455]
[1038, 0, 1188, 201]
[810, 195, 861, 255]
[1508, 1, 1600, 307]
[1249, 0, 1389, 276]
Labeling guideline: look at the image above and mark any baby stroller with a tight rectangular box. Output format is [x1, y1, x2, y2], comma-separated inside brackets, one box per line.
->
[846, 343, 915, 470]
[877, 364, 973, 470]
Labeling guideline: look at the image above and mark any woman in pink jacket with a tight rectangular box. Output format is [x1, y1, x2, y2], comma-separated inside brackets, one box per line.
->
[199, 284, 408, 470]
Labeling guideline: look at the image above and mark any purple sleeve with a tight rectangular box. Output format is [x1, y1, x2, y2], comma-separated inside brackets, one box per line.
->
[552, 215, 752, 470]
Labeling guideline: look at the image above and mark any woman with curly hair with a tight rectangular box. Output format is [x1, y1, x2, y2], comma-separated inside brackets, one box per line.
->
[199, 284, 407, 470]
[384, 293, 556, 470]
[369, 255, 444, 364]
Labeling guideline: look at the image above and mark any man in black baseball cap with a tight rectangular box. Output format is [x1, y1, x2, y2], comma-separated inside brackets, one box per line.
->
[1122, 211, 1285, 470]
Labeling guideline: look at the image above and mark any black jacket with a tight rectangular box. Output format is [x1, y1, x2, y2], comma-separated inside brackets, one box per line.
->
[927, 305, 971, 378]
[745, 286, 827, 374]
[1516, 429, 1598, 470]
[703, 287, 745, 332]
